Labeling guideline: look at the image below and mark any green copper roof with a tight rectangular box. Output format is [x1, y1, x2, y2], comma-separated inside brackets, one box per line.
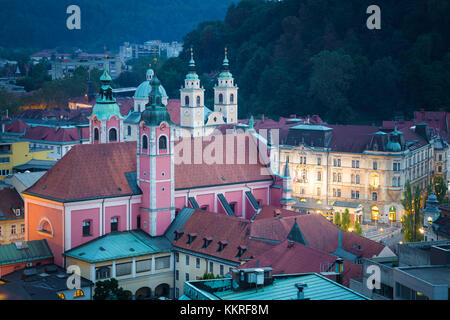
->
[185, 273, 368, 300]
[64, 231, 171, 263]
[142, 75, 173, 126]
[90, 68, 124, 120]
[0, 240, 53, 266]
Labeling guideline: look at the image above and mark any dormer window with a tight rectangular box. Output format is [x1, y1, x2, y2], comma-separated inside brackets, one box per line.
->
[174, 230, 184, 241]
[187, 233, 197, 245]
[202, 237, 213, 249]
[236, 245, 247, 258]
[217, 240, 228, 253]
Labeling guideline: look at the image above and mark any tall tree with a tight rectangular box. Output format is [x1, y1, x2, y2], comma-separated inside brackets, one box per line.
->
[401, 180, 424, 242]
[341, 208, 351, 231]
[433, 175, 448, 203]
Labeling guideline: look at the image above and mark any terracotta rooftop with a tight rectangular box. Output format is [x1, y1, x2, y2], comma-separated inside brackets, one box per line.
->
[250, 214, 385, 259]
[172, 210, 275, 264]
[0, 187, 24, 221]
[25, 134, 274, 202]
[239, 240, 362, 287]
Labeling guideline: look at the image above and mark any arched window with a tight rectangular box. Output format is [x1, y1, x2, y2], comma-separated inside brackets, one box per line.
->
[159, 135, 167, 150]
[218, 93, 223, 104]
[185, 96, 189, 106]
[230, 93, 234, 103]
[389, 207, 396, 221]
[196, 96, 201, 106]
[94, 128, 99, 141]
[142, 135, 148, 151]
[74, 290, 85, 298]
[109, 128, 117, 142]
[38, 218, 53, 235]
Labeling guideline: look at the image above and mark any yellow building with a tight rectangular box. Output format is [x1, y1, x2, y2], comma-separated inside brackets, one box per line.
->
[0, 187, 25, 245]
[0, 138, 52, 180]
[273, 124, 434, 224]
[64, 231, 174, 300]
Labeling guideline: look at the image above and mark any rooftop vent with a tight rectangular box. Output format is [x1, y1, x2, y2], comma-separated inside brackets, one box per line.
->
[14, 241, 28, 250]
[99, 246, 106, 251]
[295, 283, 308, 300]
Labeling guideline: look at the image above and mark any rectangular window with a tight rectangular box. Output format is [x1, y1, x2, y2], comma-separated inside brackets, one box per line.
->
[82, 220, 91, 236]
[220, 265, 224, 276]
[175, 287, 180, 299]
[196, 257, 200, 269]
[116, 262, 132, 277]
[317, 171, 321, 181]
[95, 266, 111, 280]
[185, 255, 190, 266]
[0, 157, 9, 163]
[136, 259, 151, 273]
[373, 161, 377, 170]
[110, 217, 119, 232]
[0, 226, 2, 236]
[175, 270, 179, 281]
[209, 261, 213, 273]
[352, 160, 355, 168]
[186, 273, 190, 281]
[20, 224, 25, 234]
[11, 225, 16, 235]
[356, 160, 360, 168]
[175, 252, 179, 263]
[155, 256, 170, 270]
[317, 157, 321, 165]
[337, 189, 341, 197]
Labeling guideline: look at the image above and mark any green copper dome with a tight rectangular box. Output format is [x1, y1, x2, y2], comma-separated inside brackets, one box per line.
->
[90, 69, 123, 120]
[134, 68, 168, 99]
[141, 75, 172, 126]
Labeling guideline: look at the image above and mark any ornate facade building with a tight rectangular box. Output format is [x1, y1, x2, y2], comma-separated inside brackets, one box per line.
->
[273, 123, 435, 224]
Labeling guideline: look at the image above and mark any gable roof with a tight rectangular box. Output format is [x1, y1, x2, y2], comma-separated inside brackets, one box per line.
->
[24, 142, 140, 202]
[250, 214, 386, 260]
[238, 240, 362, 287]
[0, 187, 24, 220]
[172, 210, 275, 264]
[24, 133, 273, 202]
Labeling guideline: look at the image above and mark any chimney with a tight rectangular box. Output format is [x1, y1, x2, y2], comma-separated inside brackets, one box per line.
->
[335, 258, 344, 285]
[261, 114, 265, 123]
[295, 283, 308, 300]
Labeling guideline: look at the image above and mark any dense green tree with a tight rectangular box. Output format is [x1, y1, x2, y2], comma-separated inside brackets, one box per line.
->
[341, 209, 351, 231]
[353, 220, 363, 236]
[93, 279, 130, 300]
[401, 180, 424, 242]
[433, 175, 448, 203]
[334, 211, 341, 228]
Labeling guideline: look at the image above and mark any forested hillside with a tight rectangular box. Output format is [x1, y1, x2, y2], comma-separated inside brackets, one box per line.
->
[0, 0, 234, 50]
[156, 0, 450, 124]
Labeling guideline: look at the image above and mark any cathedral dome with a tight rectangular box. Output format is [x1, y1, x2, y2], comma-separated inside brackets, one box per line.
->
[134, 69, 168, 99]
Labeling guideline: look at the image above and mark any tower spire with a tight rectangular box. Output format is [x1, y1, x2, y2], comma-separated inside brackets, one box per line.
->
[189, 47, 196, 72]
[223, 47, 229, 71]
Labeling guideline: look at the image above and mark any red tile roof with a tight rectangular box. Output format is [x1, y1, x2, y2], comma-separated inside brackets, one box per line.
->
[24, 142, 139, 202]
[4, 120, 29, 134]
[250, 214, 385, 259]
[0, 187, 24, 220]
[22, 126, 85, 143]
[174, 134, 273, 190]
[166, 99, 180, 124]
[239, 240, 362, 287]
[25, 134, 274, 202]
[252, 205, 304, 221]
[172, 210, 275, 263]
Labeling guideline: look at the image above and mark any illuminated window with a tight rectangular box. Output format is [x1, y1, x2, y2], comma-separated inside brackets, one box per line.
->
[74, 290, 84, 298]
[371, 206, 379, 221]
[11, 224, 16, 235]
[389, 207, 396, 221]
[370, 173, 380, 188]
[57, 293, 65, 300]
